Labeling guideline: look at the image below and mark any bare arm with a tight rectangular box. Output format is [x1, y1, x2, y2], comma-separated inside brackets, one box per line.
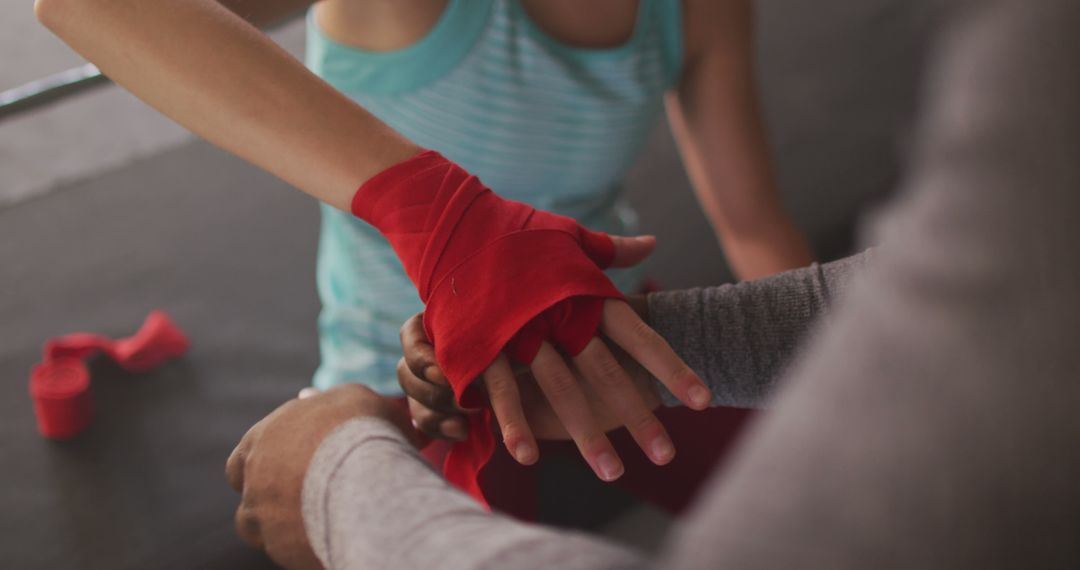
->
[668, 0, 814, 279]
[35, 0, 422, 210]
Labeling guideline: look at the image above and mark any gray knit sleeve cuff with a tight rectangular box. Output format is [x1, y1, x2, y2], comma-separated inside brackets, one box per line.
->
[302, 417, 409, 569]
[643, 255, 870, 410]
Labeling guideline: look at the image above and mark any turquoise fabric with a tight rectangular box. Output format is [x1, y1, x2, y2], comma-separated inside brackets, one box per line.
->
[306, 0, 683, 393]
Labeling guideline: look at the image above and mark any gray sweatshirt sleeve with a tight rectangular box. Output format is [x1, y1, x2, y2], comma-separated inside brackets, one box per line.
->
[646, 252, 872, 408]
[302, 417, 641, 570]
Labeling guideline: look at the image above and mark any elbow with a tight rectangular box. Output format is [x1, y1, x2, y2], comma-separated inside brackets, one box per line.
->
[35, 0, 80, 33]
[35, 0, 63, 31]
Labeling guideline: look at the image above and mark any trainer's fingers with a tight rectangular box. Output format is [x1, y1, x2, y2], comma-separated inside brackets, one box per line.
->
[225, 419, 264, 493]
[573, 338, 675, 466]
[408, 397, 467, 441]
[396, 358, 462, 414]
[607, 235, 656, 268]
[399, 312, 445, 384]
[482, 355, 538, 465]
[601, 300, 712, 410]
[225, 442, 248, 493]
[531, 342, 623, 482]
[234, 505, 264, 549]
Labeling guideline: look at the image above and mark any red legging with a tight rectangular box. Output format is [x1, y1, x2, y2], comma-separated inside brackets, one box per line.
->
[405, 401, 755, 520]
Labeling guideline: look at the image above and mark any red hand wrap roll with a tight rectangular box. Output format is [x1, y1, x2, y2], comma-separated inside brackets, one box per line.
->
[352, 151, 623, 504]
[30, 358, 93, 440]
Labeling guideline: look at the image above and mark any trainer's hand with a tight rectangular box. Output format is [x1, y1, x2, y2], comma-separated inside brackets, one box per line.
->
[226, 385, 420, 569]
[400, 294, 706, 482]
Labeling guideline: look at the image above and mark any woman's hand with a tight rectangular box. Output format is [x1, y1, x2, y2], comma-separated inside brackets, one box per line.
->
[399, 294, 710, 482]
[226, 385, 420, 569]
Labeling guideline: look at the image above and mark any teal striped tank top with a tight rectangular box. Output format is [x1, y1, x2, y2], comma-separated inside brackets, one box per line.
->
[305, 0, 683, 393]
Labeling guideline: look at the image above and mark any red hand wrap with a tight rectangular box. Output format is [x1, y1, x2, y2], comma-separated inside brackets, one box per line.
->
[29, 311, 189, 439]
[44, 311, 189, 373]
[352, 151, 623, 504]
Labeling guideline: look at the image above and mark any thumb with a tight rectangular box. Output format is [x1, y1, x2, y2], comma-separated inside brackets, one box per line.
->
[608, 235, 657, 268]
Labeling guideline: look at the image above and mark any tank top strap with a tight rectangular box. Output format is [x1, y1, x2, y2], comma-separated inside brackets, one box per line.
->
[305, 0, 494, 96]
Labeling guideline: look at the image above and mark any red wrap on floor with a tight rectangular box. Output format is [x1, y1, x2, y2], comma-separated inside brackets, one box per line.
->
[29, 311, 189, 439]
[352, 151, 623, 504]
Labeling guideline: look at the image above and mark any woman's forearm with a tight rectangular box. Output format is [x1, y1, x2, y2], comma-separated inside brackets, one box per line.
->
[647, 250, 873, 408]
[35, 0, 421, 210]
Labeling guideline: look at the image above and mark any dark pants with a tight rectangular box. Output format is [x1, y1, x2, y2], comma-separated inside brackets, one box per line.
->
[414, 404, 755, 520]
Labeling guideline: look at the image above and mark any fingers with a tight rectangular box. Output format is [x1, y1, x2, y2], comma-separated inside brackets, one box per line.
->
[601, 299, 712, 410]
[482, 354, 538, 465]
[399, 313, 467, 414]
[407, 396, 468, 442]
[531, 342, 623, 481]
[396, 357, 468, 442]
[234, 504, 263, 549]
[572, 338, 675, 466]
[226, 420, 263, 493]
[607, 235, 656, 268]
[225, 443, 246, 493]
[400, 312, 444, 385]
[228, 440, 261, 548]
[396, 358, 461, 415]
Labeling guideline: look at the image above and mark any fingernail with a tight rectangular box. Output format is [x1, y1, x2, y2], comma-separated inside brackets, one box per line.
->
[424, 365, 444, 383]
[595, 453, 624, 482]
[298, 387, 320, 399]
[513, 443, 537, 465]
[689, 385, 711, 409]
[443, 418, 468, 441]
[651, 437, 675, 464]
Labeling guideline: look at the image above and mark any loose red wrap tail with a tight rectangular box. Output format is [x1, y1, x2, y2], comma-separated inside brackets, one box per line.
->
[352, 151, 623, 505]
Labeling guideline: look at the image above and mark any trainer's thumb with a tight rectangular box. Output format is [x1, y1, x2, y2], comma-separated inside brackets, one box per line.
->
[608, 235, 657, 268]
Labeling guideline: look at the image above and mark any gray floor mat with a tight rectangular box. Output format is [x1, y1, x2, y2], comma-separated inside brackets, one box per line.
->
[1, 141, 318, 569]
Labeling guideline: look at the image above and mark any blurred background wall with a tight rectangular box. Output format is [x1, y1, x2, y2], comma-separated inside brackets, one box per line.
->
[625, 0, 943, 286]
